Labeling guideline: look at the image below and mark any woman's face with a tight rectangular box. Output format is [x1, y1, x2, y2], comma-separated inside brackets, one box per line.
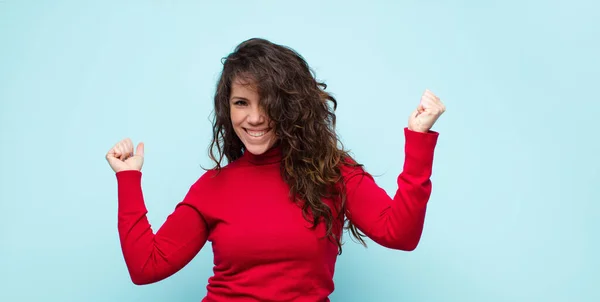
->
[229, 78, 277, 155]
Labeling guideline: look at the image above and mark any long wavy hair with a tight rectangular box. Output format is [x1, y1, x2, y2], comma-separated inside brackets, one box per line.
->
[208, 38, 366, 254]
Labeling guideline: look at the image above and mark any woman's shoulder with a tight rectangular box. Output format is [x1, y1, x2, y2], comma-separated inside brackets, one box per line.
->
[190, 159, 249, 187]
[192, 164, 232, 185]
[182, 164, 236, 204]
[338, 154, 371, 178]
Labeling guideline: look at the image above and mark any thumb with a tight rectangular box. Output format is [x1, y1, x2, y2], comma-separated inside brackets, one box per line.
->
[136, 142, 145, 157]
[417, 103, 426, 115]
[410, 107, 421, 118]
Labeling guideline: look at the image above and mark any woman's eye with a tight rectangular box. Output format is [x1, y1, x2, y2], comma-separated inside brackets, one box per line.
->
[234, 100, 247, 106]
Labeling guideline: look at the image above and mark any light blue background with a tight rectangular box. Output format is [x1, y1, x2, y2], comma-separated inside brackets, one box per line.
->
[1, 1, 598, 301]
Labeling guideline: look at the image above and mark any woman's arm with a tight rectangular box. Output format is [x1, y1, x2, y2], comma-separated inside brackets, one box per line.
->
[116, 170, 208, 284]
[342, 128, 438, 251]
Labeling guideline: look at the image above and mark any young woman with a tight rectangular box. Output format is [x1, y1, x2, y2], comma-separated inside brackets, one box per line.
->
[106, 38, 445, 301]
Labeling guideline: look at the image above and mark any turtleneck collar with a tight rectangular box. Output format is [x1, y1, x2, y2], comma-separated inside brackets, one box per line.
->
[242, 144, 282, 165]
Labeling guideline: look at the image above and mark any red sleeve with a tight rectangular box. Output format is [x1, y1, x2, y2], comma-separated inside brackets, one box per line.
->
[342, 127, 439, 251]
[115, 170, 208, 285]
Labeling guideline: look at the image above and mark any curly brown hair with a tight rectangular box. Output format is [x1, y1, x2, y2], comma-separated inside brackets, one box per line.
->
[208, 38, 366, 254]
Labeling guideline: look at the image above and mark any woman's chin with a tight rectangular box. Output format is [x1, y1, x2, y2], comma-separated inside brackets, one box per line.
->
[244, 140, 275, 155]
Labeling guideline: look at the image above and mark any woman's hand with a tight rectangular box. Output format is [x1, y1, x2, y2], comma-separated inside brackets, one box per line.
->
[106, 138, 145, 173]
[408, 89, 446, 133]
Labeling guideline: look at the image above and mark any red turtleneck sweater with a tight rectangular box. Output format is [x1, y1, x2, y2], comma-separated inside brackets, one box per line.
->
[115, 128, 438, 301]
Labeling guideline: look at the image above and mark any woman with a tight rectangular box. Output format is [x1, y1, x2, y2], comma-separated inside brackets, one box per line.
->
[106, 38, 445, 301]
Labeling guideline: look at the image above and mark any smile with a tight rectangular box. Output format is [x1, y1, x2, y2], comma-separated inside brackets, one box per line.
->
[244, 128, 270, 138]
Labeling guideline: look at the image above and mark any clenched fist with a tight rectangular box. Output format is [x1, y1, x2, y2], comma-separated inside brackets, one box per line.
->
[106, 138, 145, 173]
[408, 89, 446, 133]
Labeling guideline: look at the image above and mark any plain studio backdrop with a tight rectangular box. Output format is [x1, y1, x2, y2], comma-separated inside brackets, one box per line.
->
[0, 1, 598, 301]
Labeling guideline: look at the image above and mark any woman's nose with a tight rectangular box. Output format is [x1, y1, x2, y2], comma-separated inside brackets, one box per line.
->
[247, 107, 265, 125]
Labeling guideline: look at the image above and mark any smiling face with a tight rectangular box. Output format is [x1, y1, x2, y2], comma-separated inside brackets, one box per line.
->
[229, 78, 277, 155]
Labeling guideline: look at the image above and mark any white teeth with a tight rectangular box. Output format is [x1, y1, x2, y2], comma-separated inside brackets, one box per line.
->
[247, 129, 267, 137]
